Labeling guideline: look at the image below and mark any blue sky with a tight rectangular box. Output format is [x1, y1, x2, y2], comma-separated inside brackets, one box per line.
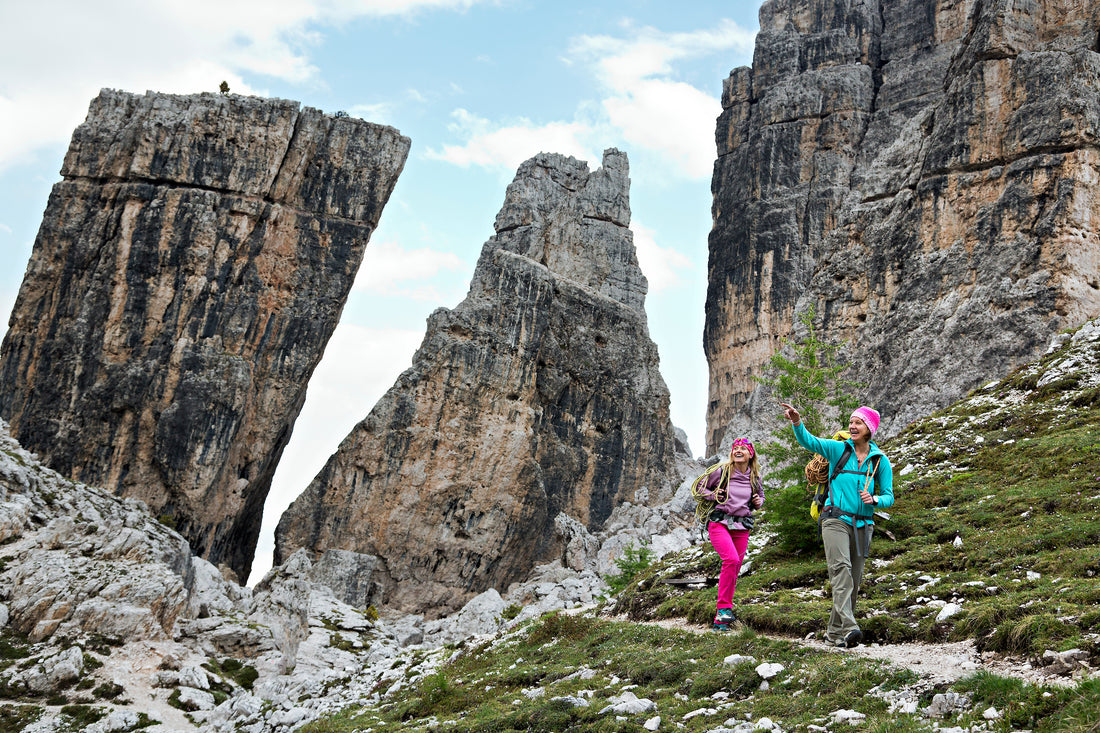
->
[0, 0, 763, 581]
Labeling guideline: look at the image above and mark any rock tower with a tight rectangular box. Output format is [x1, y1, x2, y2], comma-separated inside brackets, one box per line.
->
[0, 90, 410, 580]
[276, 149, 692, 616]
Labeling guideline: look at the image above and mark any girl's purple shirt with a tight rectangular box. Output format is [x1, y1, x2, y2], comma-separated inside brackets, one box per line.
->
[697, 463, 764, 522]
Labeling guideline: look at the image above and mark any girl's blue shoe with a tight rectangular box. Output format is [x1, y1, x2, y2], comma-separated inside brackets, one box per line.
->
[713, 608, 735, 631]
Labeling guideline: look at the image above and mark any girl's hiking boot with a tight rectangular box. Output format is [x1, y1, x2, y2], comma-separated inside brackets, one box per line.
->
[713, 608, 735, 631]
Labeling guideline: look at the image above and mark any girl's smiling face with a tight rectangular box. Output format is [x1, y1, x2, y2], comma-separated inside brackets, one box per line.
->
[730, 438, 754, 464]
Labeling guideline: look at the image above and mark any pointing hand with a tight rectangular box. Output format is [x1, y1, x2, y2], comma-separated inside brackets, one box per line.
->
[779, 402, 800, 424]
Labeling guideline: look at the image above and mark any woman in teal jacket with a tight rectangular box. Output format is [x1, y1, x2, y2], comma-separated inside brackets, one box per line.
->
[781, 403, 894, 648]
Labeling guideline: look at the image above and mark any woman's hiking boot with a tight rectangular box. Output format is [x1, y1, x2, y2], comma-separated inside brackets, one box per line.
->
[713, 608, 735, 631]
[837, 629, 863, 648]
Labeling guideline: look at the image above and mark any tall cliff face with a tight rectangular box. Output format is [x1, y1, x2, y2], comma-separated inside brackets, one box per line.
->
[275, 149, 691, 617]
[706, 0, 1100, 450]
[0, 90, 410, 580]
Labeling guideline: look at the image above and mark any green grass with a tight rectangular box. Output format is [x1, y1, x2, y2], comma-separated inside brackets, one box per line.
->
[92, 682, 124, 700]
[203, 657, 259, 691]
[300, 614, 930, 732]
[295, 609, 1100, 733]
[0, 703, 43, 733]
[58, 704, 106, 731]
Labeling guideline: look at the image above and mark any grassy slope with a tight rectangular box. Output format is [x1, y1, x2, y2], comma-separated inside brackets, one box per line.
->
[295, 326, 1100, 732]
[620, 327, 1100, 657]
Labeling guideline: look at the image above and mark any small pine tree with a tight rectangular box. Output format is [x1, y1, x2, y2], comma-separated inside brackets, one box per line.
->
[755, 304, 863, 555]
[603, 541, 654, 593]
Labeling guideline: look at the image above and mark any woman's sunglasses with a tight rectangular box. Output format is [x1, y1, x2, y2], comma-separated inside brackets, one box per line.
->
[730, 438, 755, 457]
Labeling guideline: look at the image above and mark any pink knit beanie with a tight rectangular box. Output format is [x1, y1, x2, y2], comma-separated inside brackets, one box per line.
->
[851, 406, 880, 434]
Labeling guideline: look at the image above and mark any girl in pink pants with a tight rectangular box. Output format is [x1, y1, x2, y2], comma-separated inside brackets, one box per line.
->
[693, 438, 764, 630]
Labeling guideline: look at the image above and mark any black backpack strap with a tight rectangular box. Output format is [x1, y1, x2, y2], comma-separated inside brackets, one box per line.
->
[828, 443, 854, 484]
[817, 443, 853, 513]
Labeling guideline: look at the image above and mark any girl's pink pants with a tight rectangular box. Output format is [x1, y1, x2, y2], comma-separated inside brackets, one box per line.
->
[708, 522, 750, 610]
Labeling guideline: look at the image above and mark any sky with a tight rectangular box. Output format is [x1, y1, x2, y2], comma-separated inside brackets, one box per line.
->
[0, 0, 764, 583]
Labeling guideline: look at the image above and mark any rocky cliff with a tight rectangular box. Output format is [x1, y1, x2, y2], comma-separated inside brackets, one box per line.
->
[706, 0, 1100, 451]
[0, 90, 410, 581]
[276, 149, 696, 617]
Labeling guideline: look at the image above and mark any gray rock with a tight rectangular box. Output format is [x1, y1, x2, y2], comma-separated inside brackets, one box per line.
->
[249, 549, 312, 673]
[925, 691, 970, 719]
[705, 0, 1100, 451]
[85, 710, 142, 733]
[1040, 648, 1091, 676]
[598, 690, 656, 715]
[309, 549, 384, 610]
[269, 707, 312, 727]
[423, 589, 507, 647]
[755, 663, 784, 679]
[177, 665, 210, 690]
[176, 686, 217, 711]
[724, 654, 757, 667]
[0, 89, 410, 581]
[187, 556, 251, 619]
[33, 646, 84, 692]
[276, 149, 696, 618]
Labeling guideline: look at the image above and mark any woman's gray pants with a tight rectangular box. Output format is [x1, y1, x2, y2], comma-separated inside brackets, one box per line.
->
[821, 517, 873, 642]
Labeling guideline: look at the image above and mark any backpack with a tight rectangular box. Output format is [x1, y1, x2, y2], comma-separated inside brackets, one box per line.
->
[805, 430, 882, 522]
[805, 430, 850, 521]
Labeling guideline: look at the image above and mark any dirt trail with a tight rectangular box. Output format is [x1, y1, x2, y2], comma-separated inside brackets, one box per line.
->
[795, 636, 1048, 686]
[637, 617, 1076, 688]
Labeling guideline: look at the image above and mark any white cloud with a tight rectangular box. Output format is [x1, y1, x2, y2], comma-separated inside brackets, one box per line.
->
[573, 20, 756, 91]
[321, 0, 492, 19]
[604, 79, 719, 178]
[0, 0, 496, 173]
[251, 320, 425, 583]
[425, 109, 599, 171]
[568, 19, 756, 179]
[353, 239, 467, 299]
[430, 19, 755, 180]
[631, 221, 692, 293]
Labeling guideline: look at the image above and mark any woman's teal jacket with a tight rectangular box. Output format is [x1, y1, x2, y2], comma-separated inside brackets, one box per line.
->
[793, 422, 894, 528]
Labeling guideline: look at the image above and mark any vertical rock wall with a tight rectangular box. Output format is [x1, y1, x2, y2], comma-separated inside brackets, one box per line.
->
[275, 150, 692, 617]
[706, 0, 1100, 450]
[0, 90, 410, 580]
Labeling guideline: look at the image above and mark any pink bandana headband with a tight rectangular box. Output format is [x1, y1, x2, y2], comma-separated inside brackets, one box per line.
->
[730, 437, 755, 457]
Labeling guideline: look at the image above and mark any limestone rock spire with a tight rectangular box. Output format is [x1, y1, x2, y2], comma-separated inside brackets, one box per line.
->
[275, 149, 691, 616]
[706, 0, 1100, 450]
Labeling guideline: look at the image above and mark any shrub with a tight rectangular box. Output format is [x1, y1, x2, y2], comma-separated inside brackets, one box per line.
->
[604, 542, 654, 593]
